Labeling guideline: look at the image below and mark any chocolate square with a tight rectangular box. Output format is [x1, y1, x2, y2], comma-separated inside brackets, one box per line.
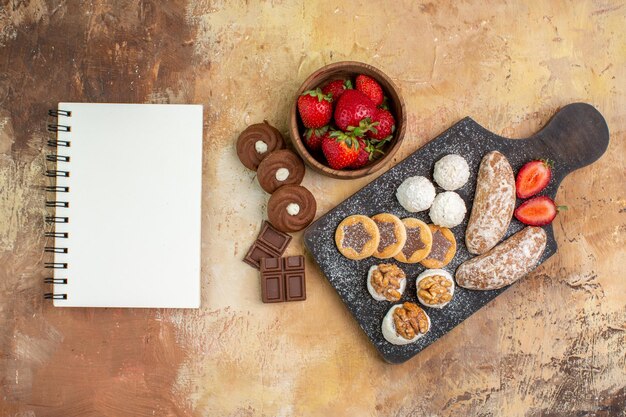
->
[258, 221, 291, 254]
[243, 243, 279, 270]
[283, 255, 304, 271]
[285, 273, 306, 301]
[243, 221, 292, 270]
[259, 256, 306, 303]
[261, 273, 284, 303]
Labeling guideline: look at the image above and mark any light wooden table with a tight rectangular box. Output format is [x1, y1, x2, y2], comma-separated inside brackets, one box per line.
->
[1, 1, 624, 416]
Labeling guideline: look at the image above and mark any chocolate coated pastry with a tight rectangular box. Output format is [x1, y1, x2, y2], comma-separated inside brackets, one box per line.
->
[267, 185, 316, 233]
[257, 149, 305, 194]
[236, 121, 285, 171]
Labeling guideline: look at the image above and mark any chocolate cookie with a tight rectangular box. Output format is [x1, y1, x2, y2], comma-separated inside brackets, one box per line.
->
[420, 224, 457, 269]
[257, 149, 305, 194]
[267, 185, 316, 233]
[371, 213, 407, 259]
[236, 121, 285, 171]
[394, 218, 433, 263]
[335, 215, 380, 260]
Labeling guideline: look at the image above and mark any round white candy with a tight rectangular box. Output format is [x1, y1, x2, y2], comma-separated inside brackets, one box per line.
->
[429, 191, 466, 228]
[381, 304, 431, 345]
[366, 265, 406, 302]
[275, 168, 290, 181]
[415, 269, 455, 309]
[433, 154, 470, 190]
[286, 203, 300, 216]
[396, 176, 436, 213]
[255, 140, 268, 154]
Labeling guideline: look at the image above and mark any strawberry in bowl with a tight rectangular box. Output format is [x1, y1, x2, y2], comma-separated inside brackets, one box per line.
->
[290, 62, 405, 179]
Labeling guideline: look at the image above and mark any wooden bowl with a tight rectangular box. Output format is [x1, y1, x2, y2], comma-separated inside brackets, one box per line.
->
[289, 61, 406, 179]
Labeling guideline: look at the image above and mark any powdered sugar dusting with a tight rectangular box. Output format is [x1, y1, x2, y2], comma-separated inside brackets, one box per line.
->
[465, 151, 516, 254]
[304, 118, 559, 364]
[456, 227, 547, 290]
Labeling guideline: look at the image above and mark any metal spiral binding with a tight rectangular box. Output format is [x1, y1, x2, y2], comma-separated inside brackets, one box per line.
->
[45, 108, 72, 301]
[44, 293, 67, 300]
[47, 154, 70, 162]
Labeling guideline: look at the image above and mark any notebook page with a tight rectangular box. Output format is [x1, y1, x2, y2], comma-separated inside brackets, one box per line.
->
[52, 103, 202, 308]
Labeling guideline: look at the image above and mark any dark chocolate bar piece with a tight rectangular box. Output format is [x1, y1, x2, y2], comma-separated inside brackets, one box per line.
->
[244, 221, 292, 269]
[260, 256, 306, 303]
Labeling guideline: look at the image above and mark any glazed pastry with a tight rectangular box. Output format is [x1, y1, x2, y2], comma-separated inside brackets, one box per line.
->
[267, 185, 316, 233]
[335, 215, 380, 260]
[257, 149, 305, 194]
[420, 224, 456, 269]
[382, 302, 431, 345]
[366, 263, 406, 302]
[394, 218, 432, 263]
[456, 226, 547, 290]
[371, 213, 407, 259]
[236, 121, 285, 171]
[415, 269, 455, 308]
[429, 191, 467, 228]
[465, 151, 516, 255]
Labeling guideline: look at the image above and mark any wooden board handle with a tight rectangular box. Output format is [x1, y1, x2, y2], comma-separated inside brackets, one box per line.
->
[527, 103, 609, 171]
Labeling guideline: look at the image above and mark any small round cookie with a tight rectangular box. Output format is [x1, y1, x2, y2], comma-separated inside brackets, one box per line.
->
[371, 213, 407, 259]
[257, 149, 305, 194]
[382, 302, 431, 345]
[267, 185, 316, 233]
[367, 263, 407, 302]
[416, 269, 455, 309]
[429, 191, 467, 228]
[396, 176, 436, 213]
[420, 224, 457, 269]
[335, 215, 380, 260]
[433, 154, 470, 191]
[236, 121, 285, 171]
[394, 218, 433, 263]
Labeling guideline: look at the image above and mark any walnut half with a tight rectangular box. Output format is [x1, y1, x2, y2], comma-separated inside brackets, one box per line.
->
[393, 302, 429, 340]
[371, 263, 405, 301]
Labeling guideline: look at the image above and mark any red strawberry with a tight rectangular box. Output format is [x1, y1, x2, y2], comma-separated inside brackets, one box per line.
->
[367, 108, 395, 140]
[514, 196, 566, 226]
[348, 138, 388, 169]
[355, 74, 384, 106]
[322, 131, 360, 169]
[303, 126, 329, 152]
[516, 159, 553, 198]
[334, 89, 377, 131]
[349, 138, 371, 169]
[297, 88, 332, 129]
[321, 79, 352, 101]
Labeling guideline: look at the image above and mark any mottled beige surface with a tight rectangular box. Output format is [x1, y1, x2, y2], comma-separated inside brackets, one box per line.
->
[1, 1, 625, 416]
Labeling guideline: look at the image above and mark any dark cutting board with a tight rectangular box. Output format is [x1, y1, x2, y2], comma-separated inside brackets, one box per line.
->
[303, 103, 609, 364]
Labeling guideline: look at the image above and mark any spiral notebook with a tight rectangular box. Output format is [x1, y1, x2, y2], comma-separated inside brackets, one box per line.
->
[45, 103, 203, 308]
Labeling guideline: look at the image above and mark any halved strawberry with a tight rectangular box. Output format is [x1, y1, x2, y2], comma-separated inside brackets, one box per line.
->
[321, 79, 352, 101]
[516, 159, 553, 198]
[514, 196, 566, 226]
[355, 74, 384, 106]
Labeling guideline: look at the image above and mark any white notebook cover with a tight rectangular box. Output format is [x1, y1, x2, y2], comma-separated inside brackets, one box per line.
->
[51, 103, 203, 308]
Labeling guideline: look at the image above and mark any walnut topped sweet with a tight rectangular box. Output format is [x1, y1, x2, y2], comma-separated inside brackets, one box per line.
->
[382, 302, 431, 345]
[367, 263, 406, 302]
[415, 269, 455, 308]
